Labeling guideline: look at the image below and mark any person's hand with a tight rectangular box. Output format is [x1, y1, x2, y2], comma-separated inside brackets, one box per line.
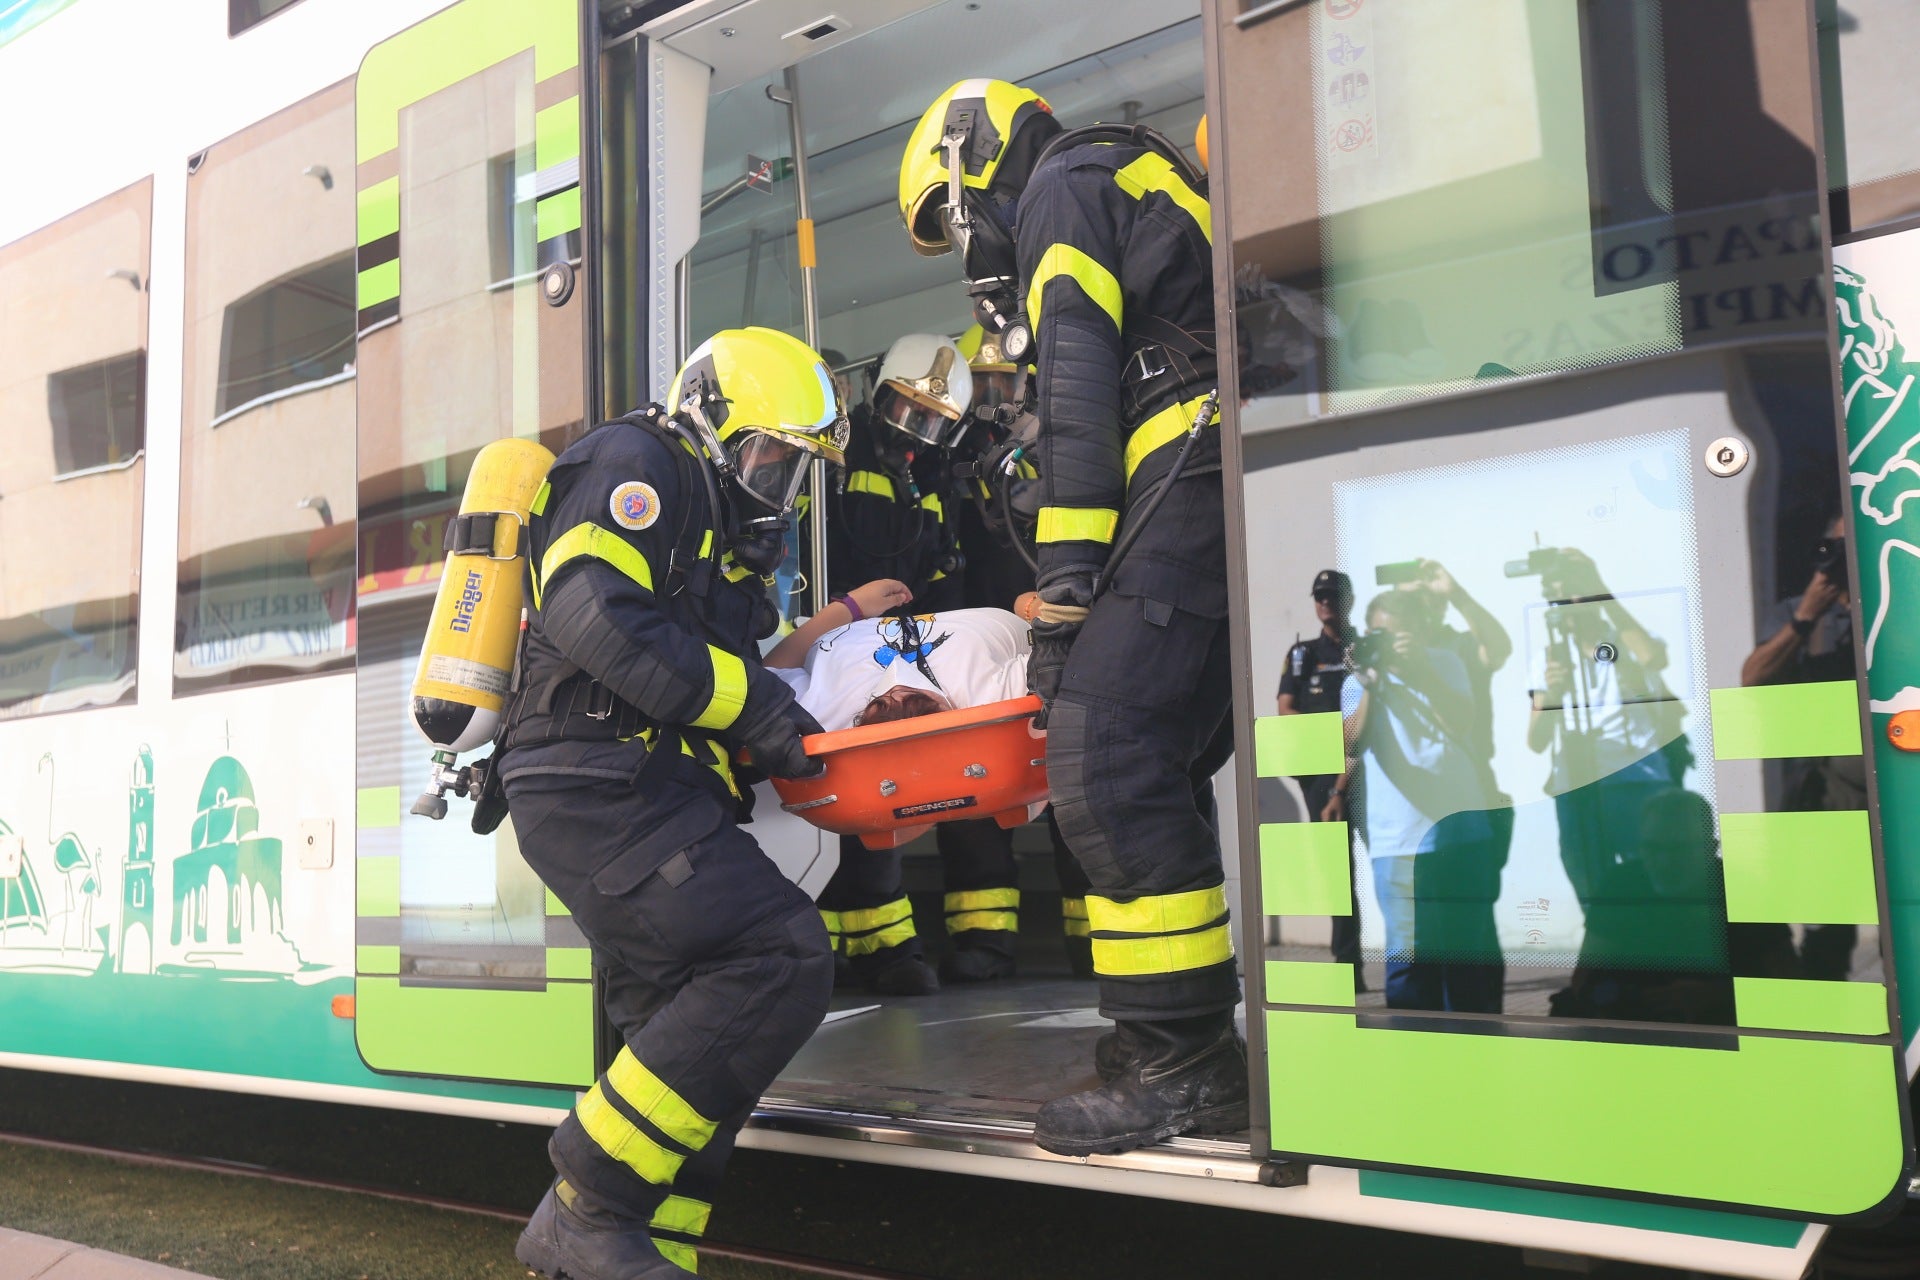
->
[1320, 789, 1345, 822]
[1540, 655, 1572, 697]
[852, 579, 913, 618]
[729, 671, 826, 779]
[1419, 560, 1456, 599]
[1797, 571, 1846, 621]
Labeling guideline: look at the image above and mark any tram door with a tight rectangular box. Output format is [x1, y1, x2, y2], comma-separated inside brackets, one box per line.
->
[351, 0, 594, 1088]
[1217, 0, 1912, 1219]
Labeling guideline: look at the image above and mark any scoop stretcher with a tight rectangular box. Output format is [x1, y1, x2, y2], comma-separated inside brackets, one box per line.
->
[768, 696, 1048, 850]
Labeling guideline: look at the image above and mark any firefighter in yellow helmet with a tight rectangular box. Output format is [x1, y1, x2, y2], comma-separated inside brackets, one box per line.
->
[901, 81, 1243, 1157]
[499, 327, 846, 1278]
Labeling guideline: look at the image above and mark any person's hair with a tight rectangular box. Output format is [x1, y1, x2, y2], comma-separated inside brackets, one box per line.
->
[854, 689, 948, 726]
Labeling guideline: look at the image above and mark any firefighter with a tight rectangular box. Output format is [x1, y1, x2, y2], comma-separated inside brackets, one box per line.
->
[498, 327, 846, 1278]
[948, 322, 1098, 981]
[815, 333, 971, 995]
[899, 81, 1244, 1155]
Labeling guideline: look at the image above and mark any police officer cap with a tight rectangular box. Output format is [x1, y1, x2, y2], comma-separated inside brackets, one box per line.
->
[1311, 569, 1352, 601]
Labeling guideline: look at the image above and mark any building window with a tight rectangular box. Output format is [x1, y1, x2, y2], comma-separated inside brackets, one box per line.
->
[48, 351, 145, 474]
[214, 255, 355, 420]
[176, 81, 357, 695]
[0, 180, 152, 718]
[229, 0, 303, 37]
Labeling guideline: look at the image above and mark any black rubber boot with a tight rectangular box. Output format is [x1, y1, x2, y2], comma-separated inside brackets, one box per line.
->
[854, 942, 941, 996]
[1035, 1016, 1248, 1157]
[939, 932, 1018, 983]
[516, 1179, 687, 1279]
[1093, 1028, 1131, 1083]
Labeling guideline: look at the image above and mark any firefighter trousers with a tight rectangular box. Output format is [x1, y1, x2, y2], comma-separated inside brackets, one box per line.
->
[817, 814, 1092, 965]
[504, 771, 833, 1229]
[1047, 471, 1240, 1023]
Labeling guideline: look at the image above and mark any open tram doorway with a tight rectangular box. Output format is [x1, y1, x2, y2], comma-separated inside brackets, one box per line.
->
[617, 0, 1237, 1137]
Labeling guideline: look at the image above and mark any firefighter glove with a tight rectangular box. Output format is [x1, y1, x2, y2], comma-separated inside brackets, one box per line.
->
[730, 669, 827, 780]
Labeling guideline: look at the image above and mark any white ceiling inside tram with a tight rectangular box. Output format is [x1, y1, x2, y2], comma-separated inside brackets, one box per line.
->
[682, 0, 1205, 368]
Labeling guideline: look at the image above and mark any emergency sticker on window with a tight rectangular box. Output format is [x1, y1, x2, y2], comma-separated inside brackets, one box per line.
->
[610, 481, 661, 530]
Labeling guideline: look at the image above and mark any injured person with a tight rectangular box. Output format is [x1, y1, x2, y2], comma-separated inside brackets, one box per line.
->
[765, 579, 1034, 728]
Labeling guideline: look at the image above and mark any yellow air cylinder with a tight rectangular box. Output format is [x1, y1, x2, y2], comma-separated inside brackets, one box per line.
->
[409, 437, 554, 757]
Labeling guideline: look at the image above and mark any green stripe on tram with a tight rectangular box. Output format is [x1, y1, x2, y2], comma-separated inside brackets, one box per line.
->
[356, 978, 595, 1086]
[1719, 811, 1878, 924]
[357, 177, 399, 246]
[1709, 681, 1863, 760]
[1254, 712, 1344, 778]
[355, 0, 578, 163]
[1734, 977, 1890, 1038]
[535, 97, 579, 169]
[1258, 821, 1351, 916]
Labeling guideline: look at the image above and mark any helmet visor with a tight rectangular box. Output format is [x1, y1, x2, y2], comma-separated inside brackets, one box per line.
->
[730, 430, 812, 514]
[873, 383, 955, 447]
[969, 366, 1026, 413]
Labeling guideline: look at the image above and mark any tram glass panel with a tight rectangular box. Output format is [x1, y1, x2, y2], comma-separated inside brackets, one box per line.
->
[663, 0, 1213, 1127]
[1821, 0, 1920, 1071]
[1217, 0, 1909, 1215]
[352, 0, 592, 1087]
[176, 81, 357, 695]
[0, 181, 150, 718]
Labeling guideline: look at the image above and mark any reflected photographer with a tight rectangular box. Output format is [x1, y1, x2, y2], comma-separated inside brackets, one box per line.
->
[1342, 588, 1510, 1014]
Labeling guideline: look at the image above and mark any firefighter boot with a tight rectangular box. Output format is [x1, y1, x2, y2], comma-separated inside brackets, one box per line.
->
[940, 930, 1018, 983]
[517, 1178, 686, 1279]
[1093, 1027, 1132, 1083]
[1035, 1015, 1248, 1157]
[853, 941, 941, 996]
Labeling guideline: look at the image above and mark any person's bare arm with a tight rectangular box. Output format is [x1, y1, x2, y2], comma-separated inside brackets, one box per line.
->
[1277, 691, 1299, 715]
[766, 579, 913, 669]
[1743, 573, 1846, 686]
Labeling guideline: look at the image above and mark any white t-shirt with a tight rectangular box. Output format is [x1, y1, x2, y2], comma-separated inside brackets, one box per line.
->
[771, 608, 1032, 730]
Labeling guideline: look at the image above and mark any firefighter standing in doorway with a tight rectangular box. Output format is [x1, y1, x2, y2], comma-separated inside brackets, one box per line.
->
[497, 327, 845, 1278]
[899, 80, 1244, 1155]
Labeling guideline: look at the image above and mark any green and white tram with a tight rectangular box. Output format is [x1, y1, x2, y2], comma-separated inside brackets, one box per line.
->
[0, 0, 1915, 1273]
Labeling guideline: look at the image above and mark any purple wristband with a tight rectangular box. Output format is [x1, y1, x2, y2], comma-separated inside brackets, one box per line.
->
[835, 594, 863, 622]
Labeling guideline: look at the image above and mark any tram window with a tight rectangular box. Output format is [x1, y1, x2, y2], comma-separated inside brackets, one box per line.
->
[176, 81, 356, 695]
[1821, 0, 1920, 240]
[48, 352, 145, 475]
[229, 0, 303, 38]
[0, 179, 151, 718]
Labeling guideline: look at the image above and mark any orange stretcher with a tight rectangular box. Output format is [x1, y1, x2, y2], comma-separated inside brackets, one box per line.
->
[768, 695, 1048, 850]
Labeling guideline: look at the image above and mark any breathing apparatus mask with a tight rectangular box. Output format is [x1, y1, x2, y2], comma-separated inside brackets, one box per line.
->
[935, 124, 1034, 371]
[678, 375, 849, 577]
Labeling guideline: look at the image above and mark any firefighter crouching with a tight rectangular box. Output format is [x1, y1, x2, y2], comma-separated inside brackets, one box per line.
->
[498, 327, 846, 1279]
[900, 81, 1244, 1155]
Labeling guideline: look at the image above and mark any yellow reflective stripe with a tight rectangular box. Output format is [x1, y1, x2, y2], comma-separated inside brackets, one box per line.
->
[819, 909, 843, 937]
[537, 522, 653, 609]
[605, 1047, 718, 1153]
[948, 910, 1019, 933]
[655, 1240, 698, 1271]
[922, 491, 945, 521]
[531, 481, 551, 516]
[1113, 153, 1212, 244]
[681, 735, 740, 799]
[1061, 897, 1089, 921]
[1035, 506, 1119, 544]
[724, 562, 759, 583]
[846, 919, 918, 956]
[840, 898, 913, 934]
[699, 529, 715, 558]
[1087, 885, 1228, 935]
[651, 1195, 711, 1237]
[575, 1083, 685, 1185]
[1124, 394, 1213, 486]
[847, 470, 896, 501]
[1063, 916, 1092, 939]
[945, 888, 1019, 913]
[1092, 922, 1234, 976]
[689, 646, 749, 731]
[1027, 243, 1122, 338]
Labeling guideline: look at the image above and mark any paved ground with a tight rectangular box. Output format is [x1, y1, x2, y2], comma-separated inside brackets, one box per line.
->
[0, 1228, 213, 1280]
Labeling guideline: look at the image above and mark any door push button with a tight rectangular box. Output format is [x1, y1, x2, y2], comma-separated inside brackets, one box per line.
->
[1705, 436, 1750, 477]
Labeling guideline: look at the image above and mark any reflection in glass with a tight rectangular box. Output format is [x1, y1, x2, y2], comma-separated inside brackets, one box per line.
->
[176, 81, 357, 694]
[0, 181, 150, 717]
[354, 52, 584, 983]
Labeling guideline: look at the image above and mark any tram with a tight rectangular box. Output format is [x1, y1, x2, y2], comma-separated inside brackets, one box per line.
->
[0, 0, 1915, 1274]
